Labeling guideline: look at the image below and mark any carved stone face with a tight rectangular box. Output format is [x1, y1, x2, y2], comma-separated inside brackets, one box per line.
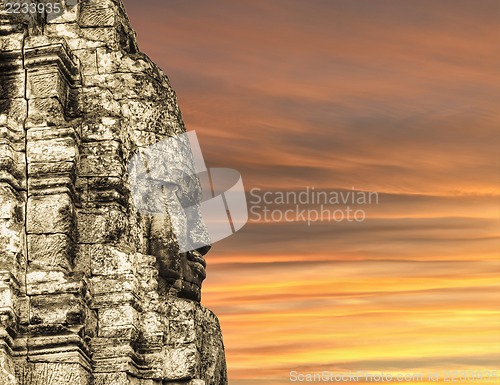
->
[128, 126, 212, 302]
[147, 193, 211, 302]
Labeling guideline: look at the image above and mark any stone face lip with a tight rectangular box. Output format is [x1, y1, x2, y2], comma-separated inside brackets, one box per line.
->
[0, 1, 228, 384]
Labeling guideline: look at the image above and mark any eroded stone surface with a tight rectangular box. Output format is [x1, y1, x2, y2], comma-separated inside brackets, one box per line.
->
[0, 1, 227, 384]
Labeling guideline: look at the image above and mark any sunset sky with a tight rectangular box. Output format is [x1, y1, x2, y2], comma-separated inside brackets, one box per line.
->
[123, 1, 500, 383]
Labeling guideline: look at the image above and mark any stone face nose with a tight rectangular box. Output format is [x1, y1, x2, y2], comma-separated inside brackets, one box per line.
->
[0, 0, 228, 384]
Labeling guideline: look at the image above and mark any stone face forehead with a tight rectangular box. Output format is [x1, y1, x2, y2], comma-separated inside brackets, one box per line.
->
[0, 1, 228, 384]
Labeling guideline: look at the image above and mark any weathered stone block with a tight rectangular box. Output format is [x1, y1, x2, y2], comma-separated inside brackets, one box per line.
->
[0, 72, 25, 99]
[164, 344, 199, 380]
[77, 207, 127, 244]
[42, 23, 89, 50]
[72, 48, 98, 76]
[165, 298, 195, 322]
[0, 219, 24, 272]
[139, 332, 164, 351]
[123, 100, 178, 135]
[0, 142, 24, 181]
[141, 311, 162, 336]
[27, 136, 77, 164]
[0, 124, 25, 151]
[28, 161, 75, 175]
[167, 319, 196, 346]
[0, 185, 23, 221]
[130, 130, 156, 147]
[26, 194, 75, 235]
[28, 234, 73, 270]
[92, 372, 125, 385]
[29, 293, 83, 325]
[80, 140, 124, 177]
[78, 87, 121, 116]
[78, 27, 119, 50]
[27, 177, 76, 196]
[26, 125, 76, 141]
[96, 47, 122, 74]
[0, 99, 27, 127]
[91, 274, 138, 296]
[24, 36, 79, 75]
[0, 346, 17, 385]
[93, 372, 146, 385]
[26, 97, 65, 127]
[98, 304, 139, 337]
[87, 176, 125, 192]
[81, 117, 121, 141]
[88, 245, 136, 276]
[27, 66, 69, 102]
[0, 32, 25, 52]
[79, 0, 116, 27]
[17, 362, 91, 385]
[0, 273, 17, 320]
[73, 244, 91, 277]
[99, 304, 139, 328]
[26, 270, 82, 295]
[91, 338, 136, 360]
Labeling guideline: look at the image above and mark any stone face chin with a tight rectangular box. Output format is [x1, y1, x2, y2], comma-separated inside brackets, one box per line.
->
[0, 2, 228, 384]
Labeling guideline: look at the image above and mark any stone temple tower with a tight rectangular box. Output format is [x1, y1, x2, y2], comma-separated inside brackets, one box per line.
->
[0, 0, 228, 384]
